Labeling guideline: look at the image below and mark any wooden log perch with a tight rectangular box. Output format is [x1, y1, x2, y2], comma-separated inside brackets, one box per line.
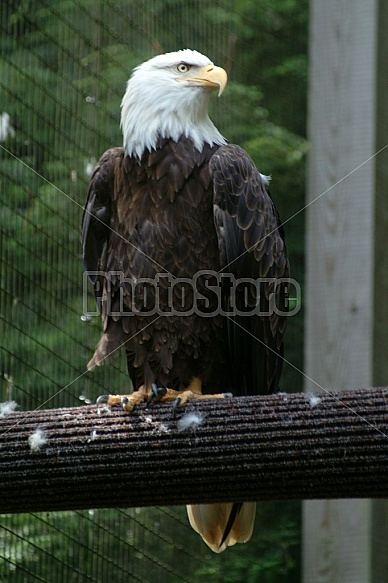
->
[0, 387, 387, 514]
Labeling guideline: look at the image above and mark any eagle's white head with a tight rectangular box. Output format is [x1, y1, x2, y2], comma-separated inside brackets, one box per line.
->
[121, 49, 228, 158]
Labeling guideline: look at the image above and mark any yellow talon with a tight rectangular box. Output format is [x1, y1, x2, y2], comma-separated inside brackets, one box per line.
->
[96, 385, 149, 412]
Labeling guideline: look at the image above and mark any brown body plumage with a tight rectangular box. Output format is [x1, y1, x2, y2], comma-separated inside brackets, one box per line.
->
[82, 138, 288, 395]
[83, 138, 233, 392]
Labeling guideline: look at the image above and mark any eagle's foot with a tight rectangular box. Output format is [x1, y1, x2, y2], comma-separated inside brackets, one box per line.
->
[152, 377, 233, 409]
[172, 376, 232, 408]
[171, 389, 233, 410]
[96, 385, 151, 412]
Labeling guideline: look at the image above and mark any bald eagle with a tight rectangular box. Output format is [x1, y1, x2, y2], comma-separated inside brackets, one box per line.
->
[82, 49, 289, 553]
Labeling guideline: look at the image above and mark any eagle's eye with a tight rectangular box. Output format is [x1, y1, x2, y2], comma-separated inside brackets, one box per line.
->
[177, 63, 190, 73]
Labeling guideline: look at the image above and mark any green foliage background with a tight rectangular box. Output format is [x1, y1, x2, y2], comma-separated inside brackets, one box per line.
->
[0, 0, 307, 581]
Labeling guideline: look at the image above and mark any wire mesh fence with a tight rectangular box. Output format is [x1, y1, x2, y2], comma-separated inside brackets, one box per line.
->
[1, 1, 306, 580]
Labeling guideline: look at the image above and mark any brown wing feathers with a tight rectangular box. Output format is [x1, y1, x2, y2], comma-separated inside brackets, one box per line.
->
[211, 144, 289, 395]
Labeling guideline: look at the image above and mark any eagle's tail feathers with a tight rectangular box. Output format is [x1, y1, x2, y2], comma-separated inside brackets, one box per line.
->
[187, 502, 256, 553]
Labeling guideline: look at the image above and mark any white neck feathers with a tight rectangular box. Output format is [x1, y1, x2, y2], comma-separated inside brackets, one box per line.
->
[120, 59, 226, 158]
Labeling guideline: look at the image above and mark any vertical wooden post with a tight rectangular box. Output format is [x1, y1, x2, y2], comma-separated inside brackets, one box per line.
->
[304, 1, 388, 582]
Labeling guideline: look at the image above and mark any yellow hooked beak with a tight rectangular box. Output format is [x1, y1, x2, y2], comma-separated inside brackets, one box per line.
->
[178, 65, 228, 96]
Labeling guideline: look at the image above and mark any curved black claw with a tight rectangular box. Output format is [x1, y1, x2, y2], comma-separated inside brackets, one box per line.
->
[147, 383, 167, 406]
[96, 394, 110, 405]
[121, 396, 131, 411]
[172, 396, 182, 416]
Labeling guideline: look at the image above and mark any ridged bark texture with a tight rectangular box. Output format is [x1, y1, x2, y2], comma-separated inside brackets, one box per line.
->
[0, 388, 387, 514]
